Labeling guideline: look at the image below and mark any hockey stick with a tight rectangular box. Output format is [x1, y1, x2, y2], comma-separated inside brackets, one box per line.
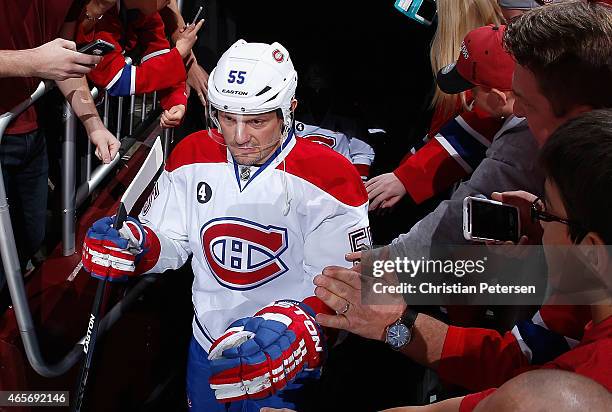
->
[72, 136, 164, 412]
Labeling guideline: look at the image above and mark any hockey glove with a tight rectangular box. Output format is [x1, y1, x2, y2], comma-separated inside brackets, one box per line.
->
[208, 300, 325, 402]
[82, 216, 147, 282]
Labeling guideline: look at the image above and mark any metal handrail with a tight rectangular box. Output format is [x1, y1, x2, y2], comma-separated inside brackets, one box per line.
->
[1, 80, 163, 377]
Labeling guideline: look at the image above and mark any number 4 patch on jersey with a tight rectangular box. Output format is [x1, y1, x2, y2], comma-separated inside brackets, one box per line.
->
[197, 182, 213, 204]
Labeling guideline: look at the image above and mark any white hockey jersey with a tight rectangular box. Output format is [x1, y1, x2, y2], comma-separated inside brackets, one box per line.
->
[138, 129, 370, 352]
[294, 121, 375, 180]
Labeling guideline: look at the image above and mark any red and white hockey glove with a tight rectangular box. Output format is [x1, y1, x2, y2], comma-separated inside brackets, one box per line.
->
[207, 300, 325, 402]
[82, 216, 147, 282]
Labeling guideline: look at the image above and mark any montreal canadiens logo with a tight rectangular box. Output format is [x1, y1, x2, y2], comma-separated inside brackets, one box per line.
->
[304, 133, 336, 149]
[272, 49, 284, 63]
[201, 217, 289, 289]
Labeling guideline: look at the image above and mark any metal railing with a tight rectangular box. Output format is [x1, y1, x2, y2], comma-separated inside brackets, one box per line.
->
[61, 86, 166, 256]
[0, 81, 167, 377]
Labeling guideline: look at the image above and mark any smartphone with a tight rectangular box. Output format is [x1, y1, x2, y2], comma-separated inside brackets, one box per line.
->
[463, 196, 520, 243]
[78, 39, 115, 56]
[394, 0, 437, 26]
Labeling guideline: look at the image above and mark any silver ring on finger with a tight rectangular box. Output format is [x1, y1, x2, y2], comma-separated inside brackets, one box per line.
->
[338, 301, 350, 315]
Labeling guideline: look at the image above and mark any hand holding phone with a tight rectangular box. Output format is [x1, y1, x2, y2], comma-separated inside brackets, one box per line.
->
[78, 39, 115, 56]
[176, 19, 205, 59]
[463, 196, 521, 243]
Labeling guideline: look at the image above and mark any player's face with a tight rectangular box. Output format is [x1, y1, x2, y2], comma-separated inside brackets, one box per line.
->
[218, 111, 284, 166]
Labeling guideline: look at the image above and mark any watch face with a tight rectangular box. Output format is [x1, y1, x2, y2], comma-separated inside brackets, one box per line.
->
[387, 323, 410, 349]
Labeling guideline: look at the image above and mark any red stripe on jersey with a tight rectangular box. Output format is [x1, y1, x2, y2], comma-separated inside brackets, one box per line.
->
[165, 129, 227, 172]
[281, 138, 368, 207]
[396, 106, 503, 204]
[460, 106, 506, 139]
[395, 138, 467, 204]
[136, 226, 161, 275]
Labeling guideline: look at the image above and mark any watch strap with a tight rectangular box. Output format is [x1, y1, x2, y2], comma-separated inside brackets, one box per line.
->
[399, 307, 418, 329]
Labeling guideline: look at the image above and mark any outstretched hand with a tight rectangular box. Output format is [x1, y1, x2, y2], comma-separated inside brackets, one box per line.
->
[365, 172, 407, 211]
[314, 265, 405, 342]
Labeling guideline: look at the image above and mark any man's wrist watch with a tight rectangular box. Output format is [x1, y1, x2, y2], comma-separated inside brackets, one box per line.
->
[385, 308, 418, 350]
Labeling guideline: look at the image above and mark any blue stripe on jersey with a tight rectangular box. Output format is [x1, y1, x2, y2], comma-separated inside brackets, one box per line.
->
[437, 119, 488, 172]
[515, 320, 571, 365]
[107, 64, 133, 96]
[194, 314, 215, 344]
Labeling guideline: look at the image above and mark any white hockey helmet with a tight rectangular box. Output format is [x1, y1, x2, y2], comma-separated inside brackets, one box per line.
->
[207, 40, 298, 137]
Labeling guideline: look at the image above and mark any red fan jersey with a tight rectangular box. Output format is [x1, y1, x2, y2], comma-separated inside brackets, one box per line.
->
[438, 305, 591, 392]
[459, 314, 612, 412]
[394, 106, 506, 204]
[76, 4, 187, 110]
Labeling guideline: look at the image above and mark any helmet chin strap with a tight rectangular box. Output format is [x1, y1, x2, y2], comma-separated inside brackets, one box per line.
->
[281, 159, 292, 216]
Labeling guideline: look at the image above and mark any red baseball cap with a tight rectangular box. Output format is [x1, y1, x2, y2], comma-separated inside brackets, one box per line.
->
[436, 24, 515, 94]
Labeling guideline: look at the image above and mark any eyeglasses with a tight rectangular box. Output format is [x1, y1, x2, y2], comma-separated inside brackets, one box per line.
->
[531, 197, 589, 243]
[530, 197, 580, 227]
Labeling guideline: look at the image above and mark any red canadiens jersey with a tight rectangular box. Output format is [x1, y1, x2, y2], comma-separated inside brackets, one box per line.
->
[459, 314, 612, 412]
[137, 130, 370, 352]
[438, 305, 592, 392]
[76, 4, 186, 110]
[294, 121, 375, 181]
[394, 107, 508, 204]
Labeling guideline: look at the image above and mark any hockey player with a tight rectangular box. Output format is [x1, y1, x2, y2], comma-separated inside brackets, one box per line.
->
[81, 40, 370, 411]
[293, 61, 375, 181]
[76, 0, 203, 128]
[294, 121, 375, 181]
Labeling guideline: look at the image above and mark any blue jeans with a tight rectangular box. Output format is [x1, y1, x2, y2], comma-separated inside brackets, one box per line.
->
[0, 130, 48, 289]
[186, 335, 320, 412]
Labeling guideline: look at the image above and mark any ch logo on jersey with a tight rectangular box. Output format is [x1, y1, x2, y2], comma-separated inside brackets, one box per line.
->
[303, 133, 337, 149]
[201, 217, 289, 290]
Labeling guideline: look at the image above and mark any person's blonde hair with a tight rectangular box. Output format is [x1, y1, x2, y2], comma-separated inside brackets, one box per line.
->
[430, 0, 505, 116]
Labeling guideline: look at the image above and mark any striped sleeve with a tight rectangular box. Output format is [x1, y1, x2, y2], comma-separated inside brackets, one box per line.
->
[394, 108, 503, 204]
[510, 306, 588, 364]
[77, 9, 186, 109]
[438, 305, 590, 391]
